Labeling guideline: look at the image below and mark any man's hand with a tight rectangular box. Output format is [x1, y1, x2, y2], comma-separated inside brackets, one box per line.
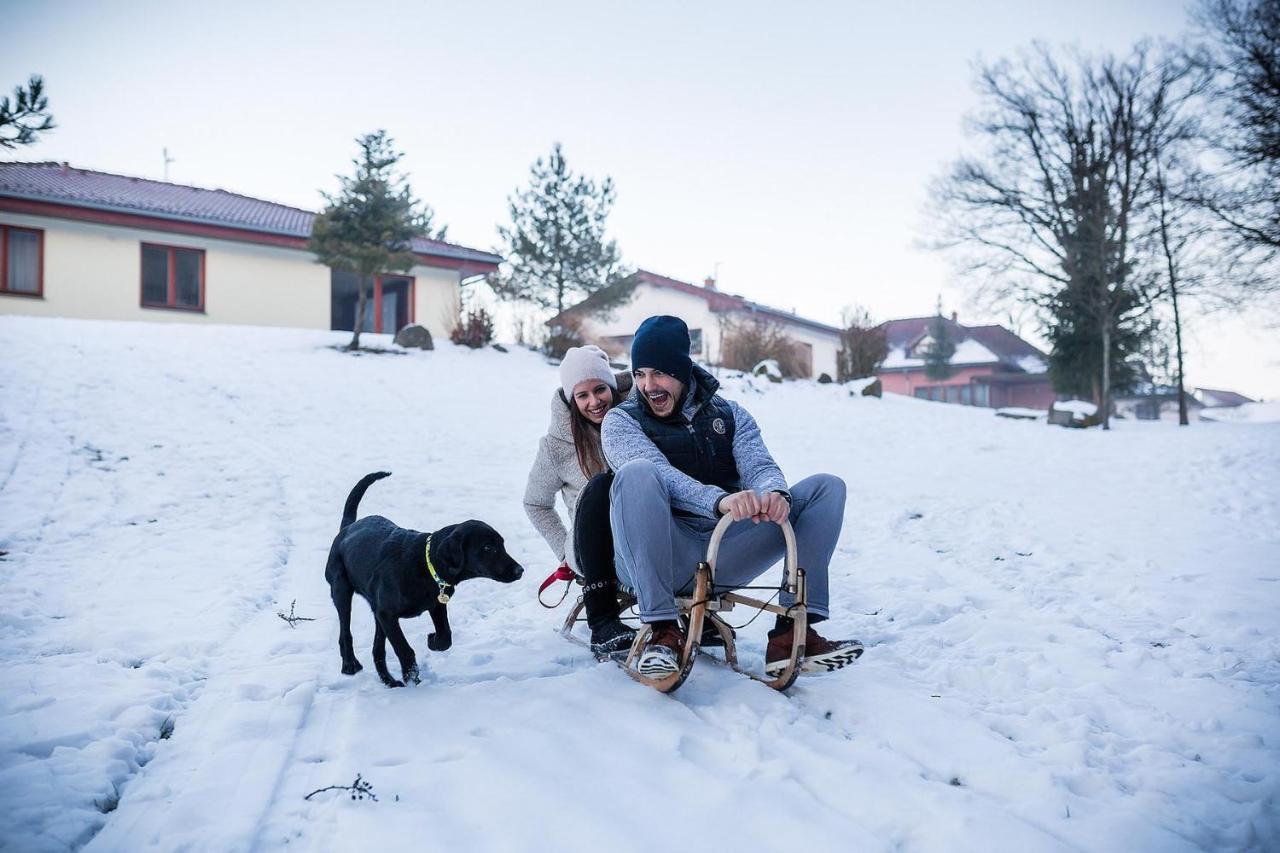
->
[717, 490, 789, 524]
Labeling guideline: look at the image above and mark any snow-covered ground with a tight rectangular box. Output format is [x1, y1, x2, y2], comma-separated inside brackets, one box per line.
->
[1201, 402, 1280, 424]
[1, 316, 1277, 853]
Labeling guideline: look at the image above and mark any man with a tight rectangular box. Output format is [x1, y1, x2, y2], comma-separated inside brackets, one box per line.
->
[601, 315, 862, 677]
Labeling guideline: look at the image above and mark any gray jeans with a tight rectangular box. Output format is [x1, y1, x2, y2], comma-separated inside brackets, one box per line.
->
[609, 460, 846, 622]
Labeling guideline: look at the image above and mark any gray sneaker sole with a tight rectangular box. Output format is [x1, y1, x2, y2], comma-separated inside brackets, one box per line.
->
[637, 650, 680, 678]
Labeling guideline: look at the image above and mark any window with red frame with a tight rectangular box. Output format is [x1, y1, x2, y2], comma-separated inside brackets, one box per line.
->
[141, 243, 204, 310]
[1, 225, 43, 296]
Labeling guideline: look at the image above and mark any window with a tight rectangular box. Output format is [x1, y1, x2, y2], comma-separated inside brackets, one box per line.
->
[689, 327, 703, 356]
[141, 243, 204, 310]
[329, 269, 414, 333]
[1, 225, 43, 296]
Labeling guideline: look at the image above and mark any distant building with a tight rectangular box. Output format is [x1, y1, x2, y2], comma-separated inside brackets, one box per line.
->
[549, 269, 842, 379]
[1113, 386, 1256, 422]
[1195, 387, 1255, 409]
[1113, 389, 1204, 422]
[0, 162, 500, 339]
[876, 314, 1057, 409]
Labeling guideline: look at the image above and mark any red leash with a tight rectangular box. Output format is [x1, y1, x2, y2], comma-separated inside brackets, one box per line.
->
[537, 563, 576, 608]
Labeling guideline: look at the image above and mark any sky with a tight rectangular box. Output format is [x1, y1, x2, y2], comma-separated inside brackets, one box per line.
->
[4, 0, 1277, 398]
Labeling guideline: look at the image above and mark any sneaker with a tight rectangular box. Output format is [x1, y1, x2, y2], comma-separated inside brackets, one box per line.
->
[764, 625, 863, 677]
[590, 618, 637, 657]
[699, 616, 734, 649]
[637, 621, 685, 678]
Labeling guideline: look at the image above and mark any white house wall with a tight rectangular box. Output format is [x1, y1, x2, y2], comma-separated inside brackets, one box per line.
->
[578, 283, 719, 359]
[774, 322, 839, 380]
[0, 212, 462, 335]
[575, 281, 839, 378]
[411, 265, 464, 342]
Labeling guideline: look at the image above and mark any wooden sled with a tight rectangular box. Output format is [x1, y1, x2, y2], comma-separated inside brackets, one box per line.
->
[558, 514, 807, 694]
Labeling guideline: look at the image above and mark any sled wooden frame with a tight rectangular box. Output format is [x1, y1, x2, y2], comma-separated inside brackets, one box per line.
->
[559, 514, 807, 693]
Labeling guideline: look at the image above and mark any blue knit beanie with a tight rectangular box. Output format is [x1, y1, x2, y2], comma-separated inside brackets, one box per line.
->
[631, 315, 692, 385]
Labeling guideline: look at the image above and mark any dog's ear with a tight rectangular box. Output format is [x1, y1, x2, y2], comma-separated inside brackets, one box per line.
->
[433, 524, 465, 573]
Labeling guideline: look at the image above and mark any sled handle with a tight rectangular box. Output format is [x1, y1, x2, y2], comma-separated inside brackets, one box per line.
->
[705, 512, 799, 592]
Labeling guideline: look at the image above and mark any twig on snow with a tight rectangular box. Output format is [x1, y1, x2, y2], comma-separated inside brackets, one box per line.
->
[277, 600, 316, 629]
[305, 773, 377, 802]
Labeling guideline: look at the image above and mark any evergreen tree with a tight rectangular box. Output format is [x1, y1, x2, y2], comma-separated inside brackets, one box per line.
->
[493, 143, 627, 317]
[309, 131, 443, 350]
[923, 312, 956, 380]
[1, 75, 55, 149]
[1044, 283, 1150, 402]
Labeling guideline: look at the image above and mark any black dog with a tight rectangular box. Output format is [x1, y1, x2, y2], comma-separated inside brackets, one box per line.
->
[325, 472, 524, 687]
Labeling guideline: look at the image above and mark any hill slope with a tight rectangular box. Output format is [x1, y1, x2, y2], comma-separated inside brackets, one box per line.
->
[1, 317, 1277, 852]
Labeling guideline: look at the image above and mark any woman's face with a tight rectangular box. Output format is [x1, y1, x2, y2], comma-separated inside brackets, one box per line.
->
[572, 380, 614, 425]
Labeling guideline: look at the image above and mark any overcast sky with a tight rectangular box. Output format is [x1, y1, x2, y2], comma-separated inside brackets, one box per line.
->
[6, 0, 1277, 398]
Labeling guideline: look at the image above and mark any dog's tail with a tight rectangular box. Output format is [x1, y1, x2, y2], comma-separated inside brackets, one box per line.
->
[342, 471, 391, 529]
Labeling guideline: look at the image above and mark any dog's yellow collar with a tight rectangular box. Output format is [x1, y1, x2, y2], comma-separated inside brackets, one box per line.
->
[424, 535, 454, 604]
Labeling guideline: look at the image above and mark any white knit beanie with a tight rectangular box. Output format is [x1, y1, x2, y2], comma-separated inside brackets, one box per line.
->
[559, 345, 617, 401]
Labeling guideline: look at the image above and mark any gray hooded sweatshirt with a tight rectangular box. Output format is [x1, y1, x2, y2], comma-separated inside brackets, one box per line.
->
[523, 372, 632, 573]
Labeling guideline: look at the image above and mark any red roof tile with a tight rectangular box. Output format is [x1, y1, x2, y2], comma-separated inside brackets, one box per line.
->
[0, 161, 500, 266]
[877, 316, 1046, 372]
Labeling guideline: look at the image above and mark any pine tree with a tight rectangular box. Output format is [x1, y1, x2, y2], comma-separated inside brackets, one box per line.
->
[1044, 283, 1149, 402]
[309, 131, 443, 350]
[923, 311, 956, 381]
[493, 143, 628, 317]
[1, 75, 55, 149]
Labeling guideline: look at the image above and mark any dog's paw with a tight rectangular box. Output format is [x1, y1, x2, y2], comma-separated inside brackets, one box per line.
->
[403, 666, 422, 685]
[381, 677, 405, 688]
[341, 660, 363, 676]
[427, 632, 452, 652]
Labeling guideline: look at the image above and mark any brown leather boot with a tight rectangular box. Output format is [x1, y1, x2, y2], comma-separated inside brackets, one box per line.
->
[765, 625, 863, 676]
[638, 620, 685, 677]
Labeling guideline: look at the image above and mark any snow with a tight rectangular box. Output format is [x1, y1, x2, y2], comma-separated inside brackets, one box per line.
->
[1052, 399, 1099, 419]
[950, 338, 999, 365]
[750, 358, 782, 379]
[1199, 402, 1280, 424]
[881, 339, 1000, 370]
[995, 407, 1046, 420]
[1017, 355, 1048, 374]
[2, 316, 1278, 853]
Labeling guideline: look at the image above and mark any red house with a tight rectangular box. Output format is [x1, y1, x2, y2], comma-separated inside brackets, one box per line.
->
[876, 315, 1057, 410]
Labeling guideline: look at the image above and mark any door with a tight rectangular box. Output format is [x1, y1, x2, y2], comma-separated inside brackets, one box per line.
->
[379, 277, 411, 334]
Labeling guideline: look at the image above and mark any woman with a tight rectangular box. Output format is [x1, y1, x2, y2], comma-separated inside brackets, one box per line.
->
[524, 345, 635, 655]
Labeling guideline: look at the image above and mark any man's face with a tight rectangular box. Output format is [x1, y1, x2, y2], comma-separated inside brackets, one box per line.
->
[633, 368, 684, 418]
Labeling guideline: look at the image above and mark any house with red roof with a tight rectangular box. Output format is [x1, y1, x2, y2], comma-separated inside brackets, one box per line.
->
[876, 314, 1057, 409]
[0, 162, 500, 337]
[550, 269, 842, 379]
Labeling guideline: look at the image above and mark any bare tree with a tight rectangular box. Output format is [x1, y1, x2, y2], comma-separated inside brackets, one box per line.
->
[1191, 0, 1280, 265]
[836, 306, 888, 382]
[719, 316, 809, 378]
[933, 43, 1206, 428]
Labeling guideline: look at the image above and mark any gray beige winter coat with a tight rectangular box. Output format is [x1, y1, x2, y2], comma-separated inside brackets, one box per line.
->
[523, 372, 632, 573]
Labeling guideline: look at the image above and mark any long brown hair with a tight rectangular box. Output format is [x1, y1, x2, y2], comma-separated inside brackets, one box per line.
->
[563, 385, 623, 480]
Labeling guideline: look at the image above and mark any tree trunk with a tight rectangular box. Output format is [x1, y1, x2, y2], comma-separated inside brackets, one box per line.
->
[1101, 316, 1112, 430]
[350, 274, 370, 350]
[1173, 284, 1187, 426]
[1156, 162, 1189, 427]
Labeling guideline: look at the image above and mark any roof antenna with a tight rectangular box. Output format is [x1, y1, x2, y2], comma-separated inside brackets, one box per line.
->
[163, 147, 175, 181]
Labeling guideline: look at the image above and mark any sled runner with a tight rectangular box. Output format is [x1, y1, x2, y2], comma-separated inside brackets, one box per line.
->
[551, 514, 808, 694]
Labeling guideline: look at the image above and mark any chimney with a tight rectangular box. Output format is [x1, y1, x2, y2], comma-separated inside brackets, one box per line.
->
[951, 311, 958, 323]
[703, 276, 717, 291]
